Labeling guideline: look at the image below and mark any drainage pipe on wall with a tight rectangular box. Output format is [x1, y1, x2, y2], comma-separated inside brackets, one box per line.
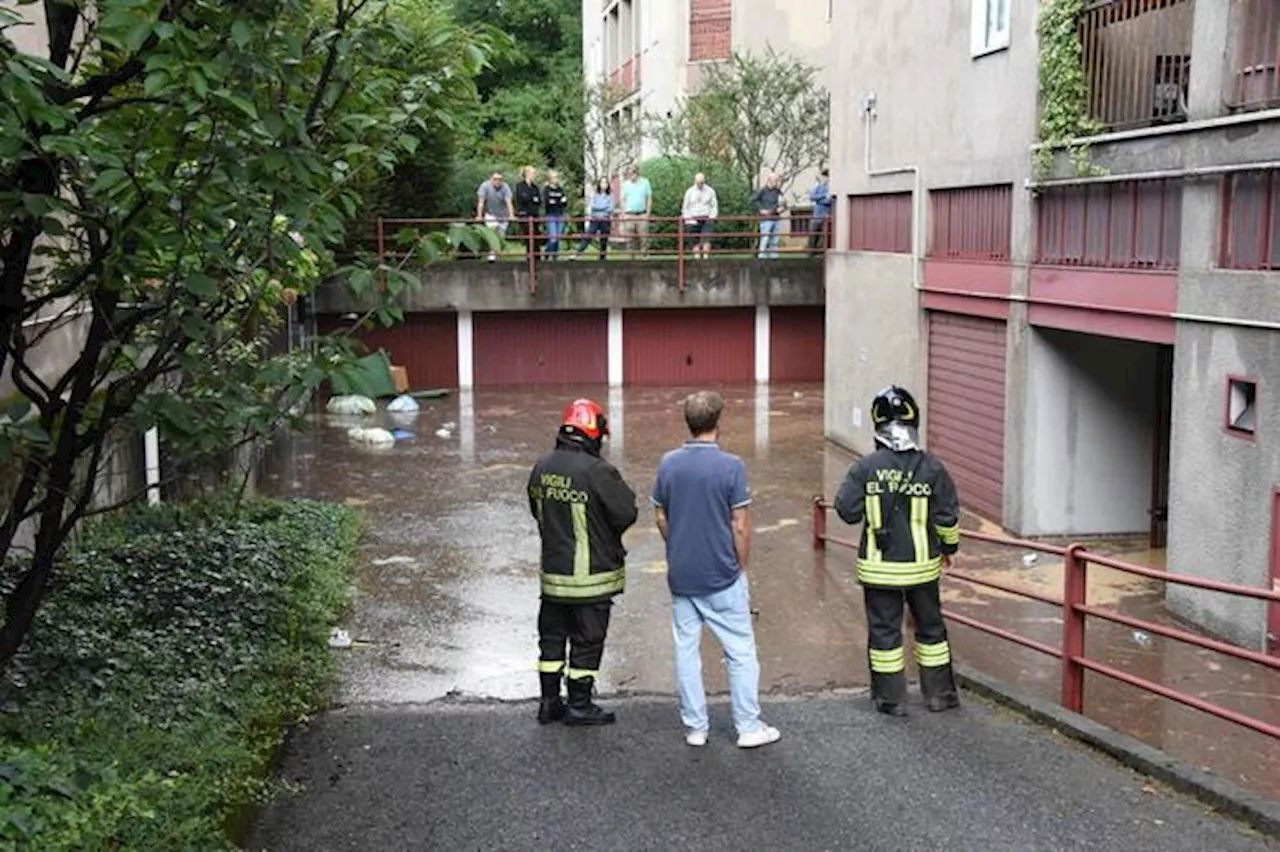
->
[862, 92, 923, 291]
[1027, 159, 1280, 189]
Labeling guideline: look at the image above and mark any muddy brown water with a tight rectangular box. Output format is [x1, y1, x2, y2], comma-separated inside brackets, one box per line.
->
[261, 383, 1280, 801]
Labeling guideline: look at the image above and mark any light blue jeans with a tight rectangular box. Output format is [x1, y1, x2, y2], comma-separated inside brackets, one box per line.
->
[757, 218, 782, 259]
[672, 573, 764, 734]
[545, 214, 566, 256]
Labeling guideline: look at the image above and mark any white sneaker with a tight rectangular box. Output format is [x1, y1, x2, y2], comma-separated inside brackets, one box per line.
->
[685, 729, 708, 747]
[736, 725, 781, 749]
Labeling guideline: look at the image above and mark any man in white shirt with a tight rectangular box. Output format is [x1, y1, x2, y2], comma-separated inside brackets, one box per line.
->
[681, 173, 718, 259]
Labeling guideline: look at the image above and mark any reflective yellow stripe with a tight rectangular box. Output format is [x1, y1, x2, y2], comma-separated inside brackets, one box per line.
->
[935, 522, 960, 545]
[572, 502, 590, 577]
[537, 659, 565, 673]
[535, 498, 543, 523]
[567, 668, 598, 681]
[540, 567, 626, 599]
[916, 641, 951, 667]
[857, 558, 942, 587]
[910, 497, 929, 565]
[868, 646, 906, 674]
[865, 495, 882, 561]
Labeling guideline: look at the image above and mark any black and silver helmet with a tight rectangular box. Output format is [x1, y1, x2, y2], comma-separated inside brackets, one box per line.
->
[870, 385, 921, 451]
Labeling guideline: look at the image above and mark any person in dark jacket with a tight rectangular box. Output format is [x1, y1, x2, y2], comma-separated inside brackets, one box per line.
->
[834, 385, 962, 716]
[541, 170, 569, 258]
[528, 398, 638, 725]
[513, 165, 543, 256]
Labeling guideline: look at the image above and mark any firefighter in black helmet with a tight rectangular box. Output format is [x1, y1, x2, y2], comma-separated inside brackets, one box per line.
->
[528, 399, 638, 725]
[834, 385, 962, 715]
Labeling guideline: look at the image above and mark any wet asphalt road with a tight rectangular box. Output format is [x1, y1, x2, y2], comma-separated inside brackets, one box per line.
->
[248, 694, 1276, 852]
[251, 384, 1280, 847]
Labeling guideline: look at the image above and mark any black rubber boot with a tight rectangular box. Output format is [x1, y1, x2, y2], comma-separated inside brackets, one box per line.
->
[873, 698, 908, 717]
[537, 672, 565, 724]
[563, 678, 615, 726]
[920, 664, 960, 713]
[870, 670, 908, 716]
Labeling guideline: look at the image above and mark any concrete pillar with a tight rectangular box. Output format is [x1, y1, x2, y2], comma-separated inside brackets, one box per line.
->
[608, 307, 624, 387]
[608, 385, 625, 458]
[457, 309, 474, 390]
[1187, 1, 1232, 121]
[754, 305, 770, 384]
[754, 384, 770, 454]
[459, 389, 475, 464]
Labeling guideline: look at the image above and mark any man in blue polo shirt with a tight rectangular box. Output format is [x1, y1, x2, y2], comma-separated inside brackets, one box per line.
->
[651, 391, 781, 749]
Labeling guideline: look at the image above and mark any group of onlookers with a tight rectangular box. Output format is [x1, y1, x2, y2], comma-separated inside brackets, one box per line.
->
[474, 166, 832, 262]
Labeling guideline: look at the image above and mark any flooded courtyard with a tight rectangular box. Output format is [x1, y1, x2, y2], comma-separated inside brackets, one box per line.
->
[262, 383, 1280, 802]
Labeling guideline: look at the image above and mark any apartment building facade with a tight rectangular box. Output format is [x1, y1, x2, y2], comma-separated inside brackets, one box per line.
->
[582, 0, 832, 193]
[825, 0, 1280, 649]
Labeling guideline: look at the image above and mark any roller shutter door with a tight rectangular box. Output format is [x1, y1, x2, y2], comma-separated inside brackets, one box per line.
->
[769, 305, 825, 382]
[473, 310, 608, 387]
[623, 308, 754, 385]
[318, 311, 458, 390]
[927, 313, 1007, 522]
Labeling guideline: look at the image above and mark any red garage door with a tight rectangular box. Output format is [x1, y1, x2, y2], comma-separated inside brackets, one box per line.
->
[318, 311, 458, 390]
[473, 310, 608, 387]
[927, 312, 1007, 523]
[769, 306, 825, 382]
[624, 308, 755, 385]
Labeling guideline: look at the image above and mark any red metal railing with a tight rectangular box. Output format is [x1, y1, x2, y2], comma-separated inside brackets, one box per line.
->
[1221, 169, 1280, 270]
[1228, 0, 1280, 110]
[930, 185, 1013, 262]
[1078, 0, 1194, 132]
[847, 193, 912, 254]
[1035, 179, 1182, 269]
[374, 213, 832, 294]
[811, 497, 1280, 740]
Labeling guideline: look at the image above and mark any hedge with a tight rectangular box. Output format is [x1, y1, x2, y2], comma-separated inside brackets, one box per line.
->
[0, 499, 361, 850]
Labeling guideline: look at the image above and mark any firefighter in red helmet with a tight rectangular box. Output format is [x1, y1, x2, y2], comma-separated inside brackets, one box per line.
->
[834, 385, 962, 716]
[528, 399, 638, 725]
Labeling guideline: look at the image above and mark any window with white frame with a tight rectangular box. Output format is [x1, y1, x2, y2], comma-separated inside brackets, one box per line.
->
[971, 0, 1011, 57]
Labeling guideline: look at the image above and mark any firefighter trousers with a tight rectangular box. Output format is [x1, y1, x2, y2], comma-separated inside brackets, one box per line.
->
[537, 600, 612, 696]
[864, 580, 957, 705]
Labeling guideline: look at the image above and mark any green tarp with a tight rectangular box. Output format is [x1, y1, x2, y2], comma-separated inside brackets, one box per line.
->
[330, 349, 398, 399]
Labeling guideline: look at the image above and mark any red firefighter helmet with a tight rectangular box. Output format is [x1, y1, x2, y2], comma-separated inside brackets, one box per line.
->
[561, 398, 609, 440]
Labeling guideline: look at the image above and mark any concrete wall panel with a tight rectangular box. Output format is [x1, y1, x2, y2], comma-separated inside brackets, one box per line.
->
[1021, 329, 1160, 537]
[823, 252, 922, 454]
[1167, 323, 1280, 648]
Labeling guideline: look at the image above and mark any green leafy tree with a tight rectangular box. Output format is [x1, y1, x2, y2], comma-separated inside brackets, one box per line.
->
[583, 79, 642, 186]
[637, 155, 755, 252]
[654, 47, 829, 193]
[0, 0, 494, 665]
[450, 0, 585, 187]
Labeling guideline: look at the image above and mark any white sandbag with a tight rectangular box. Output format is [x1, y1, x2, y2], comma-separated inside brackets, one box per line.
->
[327, 394, 376, 415]
[386, 394, 420, 413]
[347, 426, 395, 446]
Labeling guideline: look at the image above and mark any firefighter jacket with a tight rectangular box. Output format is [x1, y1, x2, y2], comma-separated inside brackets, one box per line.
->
[529, 437, 638, 603]
[833, 447, 961, 588]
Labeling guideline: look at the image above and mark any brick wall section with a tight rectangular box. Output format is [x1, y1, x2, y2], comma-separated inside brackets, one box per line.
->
[690, 0, 731, 61]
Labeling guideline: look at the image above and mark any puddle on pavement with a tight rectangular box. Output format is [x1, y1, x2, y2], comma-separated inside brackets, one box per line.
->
[260, 383, 1280, 802]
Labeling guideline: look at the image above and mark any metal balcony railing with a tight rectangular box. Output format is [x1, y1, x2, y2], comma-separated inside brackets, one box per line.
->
[1079, 0, 1195, 131]
[1228, 0, 1280, 110]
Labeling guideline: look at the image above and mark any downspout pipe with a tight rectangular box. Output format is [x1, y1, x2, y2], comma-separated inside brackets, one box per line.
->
[862, 93, 923, 291]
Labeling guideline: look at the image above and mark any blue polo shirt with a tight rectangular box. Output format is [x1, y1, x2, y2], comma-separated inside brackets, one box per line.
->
[651, 440, 751, 597]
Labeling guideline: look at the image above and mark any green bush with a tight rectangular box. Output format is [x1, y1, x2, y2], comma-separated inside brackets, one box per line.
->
[0, 499, 361, 851]
[637, 155, 757, 252]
